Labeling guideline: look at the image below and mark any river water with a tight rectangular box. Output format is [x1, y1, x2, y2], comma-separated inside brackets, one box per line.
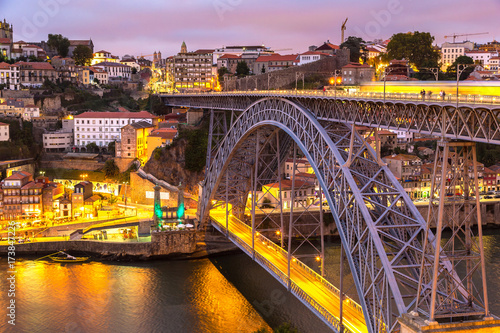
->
[1, 229, 500, 333]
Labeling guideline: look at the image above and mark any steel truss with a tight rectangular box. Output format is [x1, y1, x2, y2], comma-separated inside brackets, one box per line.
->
[161, 93, 500, 144]
[200, 97, 460, 333]
[416, 141, 490, 321]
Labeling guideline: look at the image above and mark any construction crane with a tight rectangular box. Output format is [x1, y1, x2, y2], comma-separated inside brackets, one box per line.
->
[341, 18, 348, 44]
[444, 32, 488, 43]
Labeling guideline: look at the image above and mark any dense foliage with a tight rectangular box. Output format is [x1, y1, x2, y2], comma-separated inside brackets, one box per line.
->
[47, 34, 70, 57]
[73, 45, 93, 66]
[340, 36, 368, 63]
[387, 32, 440, 68]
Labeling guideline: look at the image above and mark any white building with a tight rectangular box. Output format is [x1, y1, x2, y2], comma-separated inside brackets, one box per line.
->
[440, 41, 474, 69]
[0, 62, 20, 90]
[120, 59, 140, 72]
[73, 111, 157, 148]
[487, 56, 500, 72]
[0, 122, 9, 141]
[22, 104, 40, 121]
[91, 50, 118, 65]
[298, 51, 330, 66]
[43, 131, 73, 152]
[465, 50, 498, 66]
[93, 61, 131, 80]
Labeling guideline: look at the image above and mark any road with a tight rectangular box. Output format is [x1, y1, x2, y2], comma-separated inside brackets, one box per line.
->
[210, 210, 369, 333]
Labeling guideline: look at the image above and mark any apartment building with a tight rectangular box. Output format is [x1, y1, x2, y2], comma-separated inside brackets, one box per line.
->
[73, 111, 157, 148]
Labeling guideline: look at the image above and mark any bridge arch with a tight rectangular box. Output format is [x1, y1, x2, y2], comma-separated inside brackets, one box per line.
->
[200, 97, 446, 332]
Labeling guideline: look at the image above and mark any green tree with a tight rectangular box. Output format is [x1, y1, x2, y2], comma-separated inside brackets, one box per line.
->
[387, 31, 440, 68]
[72, 45, 93, 66]
[274, 323, 298, 333]
[236, 61, 250, 77]
[93, 78, 100, 85]
[447, 55, 475, 80]
[47, 34, 70, 57]
[340, 36, 368, 63]
[86, 142, 98, 153]
[218, 66, 229, 77]
[107, 141, 116, 155]
[103, 159, 120, 178]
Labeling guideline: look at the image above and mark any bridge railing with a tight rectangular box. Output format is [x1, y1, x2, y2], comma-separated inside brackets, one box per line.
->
[163, 89, 500, 106]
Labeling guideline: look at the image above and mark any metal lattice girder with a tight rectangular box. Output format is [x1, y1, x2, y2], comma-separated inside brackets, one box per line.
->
[416, 141, 489, 321]
[160, 93, 500, 144]
[199, 97, 454, 333]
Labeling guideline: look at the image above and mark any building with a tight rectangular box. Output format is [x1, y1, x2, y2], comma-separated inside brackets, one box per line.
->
[68, 39, 94, 57]
[0, 62, 20, 90]
[487, 57, 500, 72]
[166, 42, 214, 91]
[73, 111, 157, 148]
[213, 45, 274, 66]
[440, 41, 474, 70]
[2, 171, 35, 219]
[120, 58, 140, 72]
[216, 54, 241, 73]
[341, 63, 375, 85]
[284, 158, 313, 178]
[90, 66, 108, 84]
[315, 41, 340, 55]
[91, 50, 118, 65]
[465, 50, 498, 66]
[43, 131, 74, 152]
[0, 122, 9, 142]
[22, 104, 40, 121]
[382, 154, 422, 199]
[72, 181, 93, 218]
[115, 121, 154, 162]
[41, 181, 64, 218]
[483, 167, 497, 192]
[93, 61, 131, 80]
[147, 128, 178, 158]
[298, 51, 331, 66]
[260, 179, 316, 209]
[17, 61, 56, 87]
[254, 54, 299, 74]
[0, 99, 24, 117]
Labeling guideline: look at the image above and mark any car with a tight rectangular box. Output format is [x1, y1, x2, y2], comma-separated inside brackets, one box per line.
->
[484, 195, 493, 199]
[495, 195, 500, 199]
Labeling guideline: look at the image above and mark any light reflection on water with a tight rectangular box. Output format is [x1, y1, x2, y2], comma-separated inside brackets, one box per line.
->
[0, 259, 271, 333]
[1, 228, 500, 333]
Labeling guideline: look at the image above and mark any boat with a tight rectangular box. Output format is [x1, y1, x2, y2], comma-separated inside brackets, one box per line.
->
[50, 256, 89, 263]
[36, 251, 90, 263]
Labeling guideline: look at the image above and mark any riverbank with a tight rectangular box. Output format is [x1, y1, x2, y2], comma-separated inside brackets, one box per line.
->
[0, 230, 240, 261]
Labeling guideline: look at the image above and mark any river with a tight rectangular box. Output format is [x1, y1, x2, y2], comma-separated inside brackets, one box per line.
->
[1, 229, 500, 333]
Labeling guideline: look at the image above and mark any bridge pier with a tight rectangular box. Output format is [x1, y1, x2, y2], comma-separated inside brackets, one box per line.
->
[399, 313, 500, 333]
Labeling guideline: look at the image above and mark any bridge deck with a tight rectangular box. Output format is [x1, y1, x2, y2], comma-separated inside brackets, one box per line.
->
[209, 210, 369, 333]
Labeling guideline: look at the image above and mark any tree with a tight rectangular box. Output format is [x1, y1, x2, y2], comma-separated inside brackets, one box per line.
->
[131, 67, 137, 74]
[387, 32, 440, 68]
[447, 55, 475, 80]
[218, 66, 229, 77]
[236, 61, 250, 77]
[93, 78, 100, 85]
[86, 142, 98, 153]
[340, 36, 368, 63]
[103, 159, 119, 178]
[108, 141, 116, 155]
[47, 34, 70, 57]
[73, 45, 93, 66]
[261, 66, 266, 74]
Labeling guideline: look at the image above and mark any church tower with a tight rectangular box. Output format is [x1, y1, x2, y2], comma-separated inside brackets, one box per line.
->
[180, 41, 187, 54]
[0, 19, 13, 40]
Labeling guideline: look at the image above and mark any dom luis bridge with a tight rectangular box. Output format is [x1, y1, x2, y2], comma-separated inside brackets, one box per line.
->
[160, 90, 500, 333]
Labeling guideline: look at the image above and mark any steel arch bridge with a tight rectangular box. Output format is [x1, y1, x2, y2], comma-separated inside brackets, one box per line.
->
[159, 92, 496, 333]
[198, 97, 454, 333]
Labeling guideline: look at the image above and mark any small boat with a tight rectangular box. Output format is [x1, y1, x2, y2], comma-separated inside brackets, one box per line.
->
[37, 251, 90, 263]
[50, 256, 89, 263]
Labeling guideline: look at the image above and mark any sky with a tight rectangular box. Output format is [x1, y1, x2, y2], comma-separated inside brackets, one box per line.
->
[1, 0, 500, 58]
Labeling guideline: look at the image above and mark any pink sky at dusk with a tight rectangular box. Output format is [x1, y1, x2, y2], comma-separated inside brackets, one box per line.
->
[2, 0, 499, 58]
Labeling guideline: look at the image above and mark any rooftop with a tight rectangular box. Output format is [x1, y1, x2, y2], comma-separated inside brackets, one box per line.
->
[74, 111, 155, 119]
[129, 120, 155, 129]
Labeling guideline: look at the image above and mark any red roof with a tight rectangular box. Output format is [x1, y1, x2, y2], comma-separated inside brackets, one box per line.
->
[194, 49, 215, 54]
[367, 47, 381, 53]
[74, 111, 156, 119]
[219, 54, 241, 59]
[0, 38, 11, 44]
[5, 171, 31, 181]
[149, 128, 177, 140]
[16, 62, 54, 70]
[21, 182, 44, 190]
[255, 54, 298, 62]
[342, 63, 372, 68]
[315, 43, 339, 51]
[300, 51, 331, 56]
[264, 179, 314, 190]
[0, 122, 9, 126]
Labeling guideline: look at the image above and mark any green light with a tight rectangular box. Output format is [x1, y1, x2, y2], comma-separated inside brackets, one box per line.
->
[177, 203, 185, 220]
[154, 202, 162, 221]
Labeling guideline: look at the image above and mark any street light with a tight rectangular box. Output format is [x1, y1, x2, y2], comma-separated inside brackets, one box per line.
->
[80, 173, 88, 181]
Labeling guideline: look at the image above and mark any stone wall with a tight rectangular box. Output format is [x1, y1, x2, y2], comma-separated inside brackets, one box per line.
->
[115, 157, 135, 172]
[129, 171, 179, 207]
[224, 50, 350, 91]
[0, 230, 198, 258]
[40, 159, 105, 171]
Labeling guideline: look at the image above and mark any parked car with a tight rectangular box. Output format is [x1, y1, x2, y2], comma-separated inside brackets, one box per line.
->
[484, 195, 493, 199]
